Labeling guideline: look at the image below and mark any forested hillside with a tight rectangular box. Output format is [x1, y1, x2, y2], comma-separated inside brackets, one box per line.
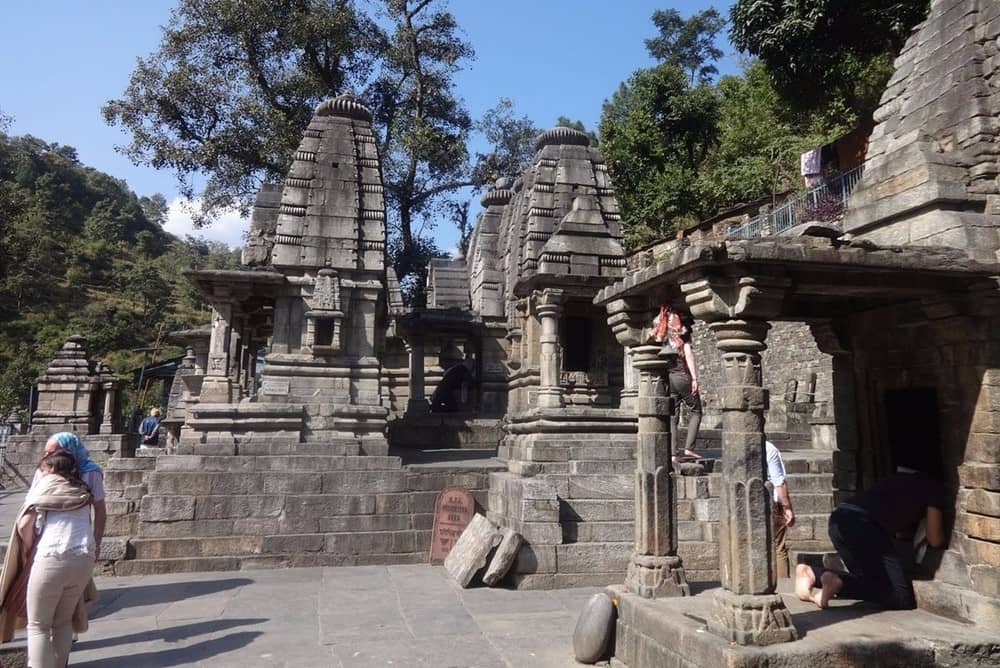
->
[0, 126, 240, 421]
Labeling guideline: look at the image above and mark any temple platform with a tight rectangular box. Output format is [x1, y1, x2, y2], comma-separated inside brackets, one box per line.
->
[609, 579, 1000, 667]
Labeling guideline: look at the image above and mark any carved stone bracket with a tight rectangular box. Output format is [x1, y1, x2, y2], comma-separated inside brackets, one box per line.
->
[605, 297, 650, 348]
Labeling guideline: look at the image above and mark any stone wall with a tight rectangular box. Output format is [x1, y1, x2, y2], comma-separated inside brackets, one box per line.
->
[2, 433, 128, 489]
[841, 288, 1000, 628]
[689, 321, 832, 434]
[100, 448, 501, 575]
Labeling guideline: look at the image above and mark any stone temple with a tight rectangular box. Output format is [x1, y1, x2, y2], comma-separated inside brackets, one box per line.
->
[4, 0, 1000, 664]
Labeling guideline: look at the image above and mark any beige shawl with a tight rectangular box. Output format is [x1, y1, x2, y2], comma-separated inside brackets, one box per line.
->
[0, 474, 99, 642]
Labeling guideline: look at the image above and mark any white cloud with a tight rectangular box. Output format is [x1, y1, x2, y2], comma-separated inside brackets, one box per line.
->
[163, 197, 249, 249]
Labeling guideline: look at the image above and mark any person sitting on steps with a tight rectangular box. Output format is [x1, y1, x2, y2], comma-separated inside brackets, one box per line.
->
[794, 463, 947, 610]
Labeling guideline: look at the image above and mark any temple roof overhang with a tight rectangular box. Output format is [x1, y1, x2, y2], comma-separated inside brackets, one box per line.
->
[183, 269, 286, 300]
[514, 273, 623, 300]
[594, 237, 1000, 320]
[395, 308, 485, 338]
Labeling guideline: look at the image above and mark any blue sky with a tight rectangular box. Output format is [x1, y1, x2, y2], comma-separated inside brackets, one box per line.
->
[0, 1, 737, 250]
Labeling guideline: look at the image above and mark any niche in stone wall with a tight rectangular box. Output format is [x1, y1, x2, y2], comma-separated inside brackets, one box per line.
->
[314, 318, 336, 347]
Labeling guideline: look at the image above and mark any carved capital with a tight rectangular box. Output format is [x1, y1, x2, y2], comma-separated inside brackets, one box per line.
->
[709, 319, 770, 355]
[534, 288, 565, 317]
[680, 275, 789, 323]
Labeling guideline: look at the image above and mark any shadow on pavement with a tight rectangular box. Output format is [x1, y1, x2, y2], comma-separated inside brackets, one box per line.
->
[71, 630, 264, 667]
[91, 578, 254, 618]
[73, 617, 267, 652]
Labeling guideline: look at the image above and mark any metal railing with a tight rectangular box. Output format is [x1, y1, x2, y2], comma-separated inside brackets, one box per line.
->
[725, 163, 865, 240]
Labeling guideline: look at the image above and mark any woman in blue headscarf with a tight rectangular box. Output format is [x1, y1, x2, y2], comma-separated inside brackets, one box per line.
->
[32, 433, 106, 559]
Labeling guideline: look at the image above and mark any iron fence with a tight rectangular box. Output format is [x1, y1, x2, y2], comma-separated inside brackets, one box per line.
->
[725, 163, 866, 241]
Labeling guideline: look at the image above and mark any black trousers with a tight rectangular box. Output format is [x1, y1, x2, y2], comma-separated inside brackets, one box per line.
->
[812, 507, 915, 610]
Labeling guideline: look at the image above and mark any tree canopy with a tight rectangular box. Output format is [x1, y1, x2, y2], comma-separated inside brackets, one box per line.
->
[645, 8, 727, 84]
[600, 7, 855, 246]
[730, 0, 929, 122]
[104, 0, 536, 304]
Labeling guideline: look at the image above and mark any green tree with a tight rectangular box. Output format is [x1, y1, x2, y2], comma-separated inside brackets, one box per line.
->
[702, 61, 832, 210]
[103, 0, 381, 219]
[104, 0, 535, 302]
[472, 98, 538, 186]
[599, 64, 719, 245]
[730, 0, 929, 121]
[645, 8, 726, 84]
[0, 127, 215, 419]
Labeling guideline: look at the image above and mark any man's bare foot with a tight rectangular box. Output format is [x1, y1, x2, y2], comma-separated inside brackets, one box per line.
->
[811, 571, 842, 609]
[683, 449, 704, 459]
[794, 564, 816, 602]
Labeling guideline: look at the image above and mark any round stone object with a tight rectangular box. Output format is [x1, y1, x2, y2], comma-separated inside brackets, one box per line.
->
[573, 592, 616, 664]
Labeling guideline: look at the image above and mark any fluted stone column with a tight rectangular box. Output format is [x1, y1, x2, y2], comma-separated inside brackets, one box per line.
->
[406, 336, 429, 415]
[536, 288, 565, 408]
[626, 344, 689, 598]
[620, 349, 639, 411]
[682, 275, 797, 646]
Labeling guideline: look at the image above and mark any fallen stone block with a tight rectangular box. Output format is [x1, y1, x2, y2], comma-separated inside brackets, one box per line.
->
[444, 513, 500, 587]
[483, 528, 523, 586]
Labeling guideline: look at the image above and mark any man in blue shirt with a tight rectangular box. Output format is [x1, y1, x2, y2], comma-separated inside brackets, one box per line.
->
[138, 407, 161, 449]
[766, 440, 796, 579]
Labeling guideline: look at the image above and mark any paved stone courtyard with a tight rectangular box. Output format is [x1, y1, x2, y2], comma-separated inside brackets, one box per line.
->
[38, 565, 598, 667]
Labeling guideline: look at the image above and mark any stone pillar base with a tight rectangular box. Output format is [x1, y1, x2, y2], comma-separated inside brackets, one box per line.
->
[199, 376, 233, 403]
[708, 589, 797, 646]
[625, 554, 689, 599]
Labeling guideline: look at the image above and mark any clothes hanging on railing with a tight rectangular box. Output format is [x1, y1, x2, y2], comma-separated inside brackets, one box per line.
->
[800, 148, 822, 177]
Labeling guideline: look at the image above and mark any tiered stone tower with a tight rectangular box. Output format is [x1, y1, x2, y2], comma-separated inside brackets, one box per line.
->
[845, 0, 1000, 261]
[100, 97, 480, 574]
[260, 95, 389, 446]
[469, 127, 636, 587]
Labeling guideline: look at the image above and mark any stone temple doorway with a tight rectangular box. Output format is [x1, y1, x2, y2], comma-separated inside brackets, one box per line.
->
[884, 388, 944, 479]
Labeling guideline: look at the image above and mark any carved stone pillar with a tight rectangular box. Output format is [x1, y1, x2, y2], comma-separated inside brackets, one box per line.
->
[535, 288, 565, 409]
[100, 383, 116, 434]
[681, 275, 797, 646]
[201, 303, 234, 403]
[406, 336, 429, 415]
[809, 319, 860, 504]
[626, 344, 689, 598]
[620, 349, 639, 411]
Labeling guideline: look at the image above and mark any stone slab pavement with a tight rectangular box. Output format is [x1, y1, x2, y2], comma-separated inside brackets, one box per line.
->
[21, 564, 599, 668]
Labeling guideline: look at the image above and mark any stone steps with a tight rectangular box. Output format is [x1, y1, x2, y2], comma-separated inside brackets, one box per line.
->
[114, 550, 427, 576]
[131, 528, 421, 560]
